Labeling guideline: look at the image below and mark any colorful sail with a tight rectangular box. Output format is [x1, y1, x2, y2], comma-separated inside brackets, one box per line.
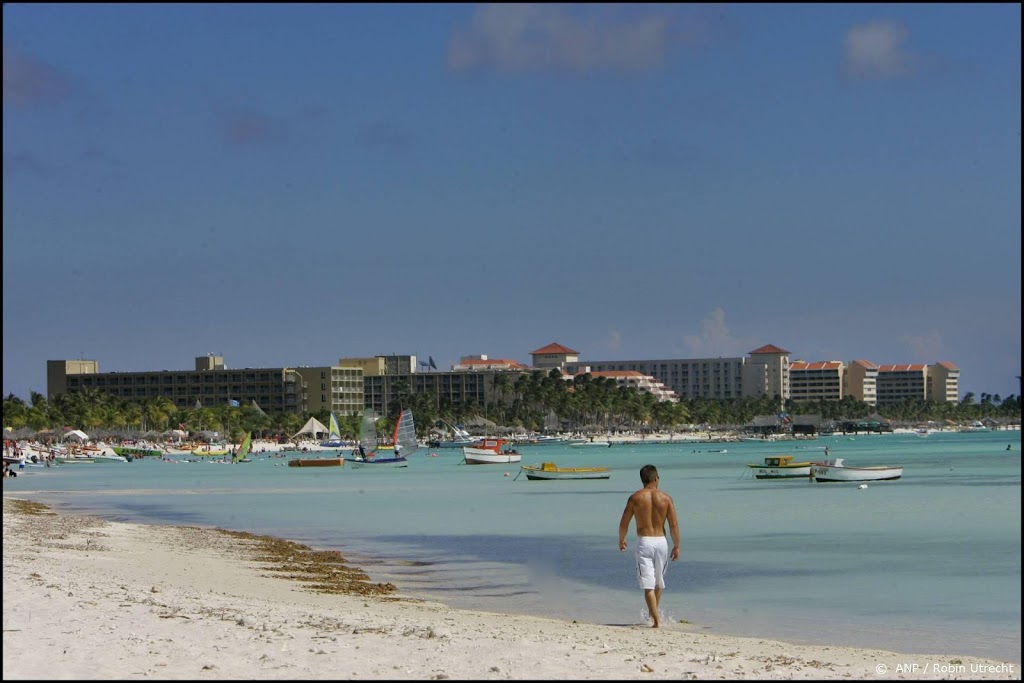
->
[233, 432, 252, 463]
[328, 413, 341, 441]
[392, 408, 419, 459]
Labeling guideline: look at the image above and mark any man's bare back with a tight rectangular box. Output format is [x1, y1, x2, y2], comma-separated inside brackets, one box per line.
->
[618, 468, 679, 557]
[626, 488, 672, 537]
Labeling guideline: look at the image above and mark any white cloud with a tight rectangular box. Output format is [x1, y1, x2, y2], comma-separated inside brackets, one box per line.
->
[603, 329, 623, 353]
[901, 330, 944, 361]
[679, 308, 758, 358]
[842, 20, 918, 80]
[447, 4, 677, 73]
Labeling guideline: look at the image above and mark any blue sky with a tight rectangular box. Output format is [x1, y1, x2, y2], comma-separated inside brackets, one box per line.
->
[3, 3, 1020, 401]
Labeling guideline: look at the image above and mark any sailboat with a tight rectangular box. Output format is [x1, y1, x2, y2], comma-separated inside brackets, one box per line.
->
[232, 432, 253, 463]
[345, 408, 412, 469]
[319, 413, 345, 447]
[427, 418, 476, 448]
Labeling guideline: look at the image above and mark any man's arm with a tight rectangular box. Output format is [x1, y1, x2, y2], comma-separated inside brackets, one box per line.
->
[667, 497, 680, 560]
[618, 497, 634, 551]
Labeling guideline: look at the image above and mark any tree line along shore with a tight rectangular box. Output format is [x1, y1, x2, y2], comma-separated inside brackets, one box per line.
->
[4, 373, 1020, 447]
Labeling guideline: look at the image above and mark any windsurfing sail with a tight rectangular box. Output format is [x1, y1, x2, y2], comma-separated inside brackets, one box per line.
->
[321, 412, 342, 444]
[232, 432, 252, 463]
[359, 409, 379, 456]
[392, 408, 419, 459]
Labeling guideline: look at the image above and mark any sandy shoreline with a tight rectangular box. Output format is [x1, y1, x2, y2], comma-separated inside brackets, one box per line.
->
[3, 497, 1019, 680]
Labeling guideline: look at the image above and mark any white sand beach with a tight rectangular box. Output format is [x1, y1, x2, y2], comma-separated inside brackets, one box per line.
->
[3, 497, 1019, 681]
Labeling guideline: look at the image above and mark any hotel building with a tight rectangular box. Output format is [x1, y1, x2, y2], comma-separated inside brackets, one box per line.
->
[45, 344, 960, 414]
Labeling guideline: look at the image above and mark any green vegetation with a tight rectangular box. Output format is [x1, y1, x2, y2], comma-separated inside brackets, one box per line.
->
[3, 371, 1020, 438]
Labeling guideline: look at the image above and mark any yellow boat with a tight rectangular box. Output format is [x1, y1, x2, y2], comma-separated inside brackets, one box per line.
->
[519, 461, 610, 481]
[746, 455, 813, 479]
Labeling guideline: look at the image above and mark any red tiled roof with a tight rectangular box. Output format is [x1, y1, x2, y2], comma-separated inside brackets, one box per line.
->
[790, 361, 843, 371]
[877, 364, 927, 372]
[749, 344, 790, 355]
[530, 342, 579, 355]
[935, 361, 959, 371]
[851, 359, 878, 369]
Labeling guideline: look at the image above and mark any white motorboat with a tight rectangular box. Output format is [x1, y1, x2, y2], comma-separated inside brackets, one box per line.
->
[810, 458, 903, 482]
[462, 438, 521, 465]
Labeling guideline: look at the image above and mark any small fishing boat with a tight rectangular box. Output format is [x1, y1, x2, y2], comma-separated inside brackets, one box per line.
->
[810, 457, 903, 482]
[287, 457, 345, 468]
[462, 438, 521, 465]
[518, 461, 610, 481]
[746, 455, 813, 479]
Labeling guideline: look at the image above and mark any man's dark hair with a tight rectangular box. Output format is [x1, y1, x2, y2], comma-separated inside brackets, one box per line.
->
[640, 464, 658, 485]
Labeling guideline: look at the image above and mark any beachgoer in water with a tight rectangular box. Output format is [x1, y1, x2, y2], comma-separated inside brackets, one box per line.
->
[618, 464, 680, 628]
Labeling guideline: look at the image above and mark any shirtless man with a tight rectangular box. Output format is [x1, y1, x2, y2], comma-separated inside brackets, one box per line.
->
[618, 464, 680, 628]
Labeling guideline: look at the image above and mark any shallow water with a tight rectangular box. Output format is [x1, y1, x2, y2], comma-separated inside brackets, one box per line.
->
[7, 430, 1020, 662]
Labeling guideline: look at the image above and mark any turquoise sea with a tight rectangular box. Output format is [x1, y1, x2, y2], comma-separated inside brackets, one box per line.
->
[5, 430, 1020, 663]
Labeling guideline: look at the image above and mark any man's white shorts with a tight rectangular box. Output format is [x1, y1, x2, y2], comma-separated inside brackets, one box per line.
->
[634, 536, 668, 590]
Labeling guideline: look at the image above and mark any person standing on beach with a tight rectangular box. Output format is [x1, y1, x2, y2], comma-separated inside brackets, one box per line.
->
[618, 464, 679, 628]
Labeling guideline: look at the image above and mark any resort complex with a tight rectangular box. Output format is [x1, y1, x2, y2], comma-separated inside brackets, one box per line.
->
[46, 343, 962, 418]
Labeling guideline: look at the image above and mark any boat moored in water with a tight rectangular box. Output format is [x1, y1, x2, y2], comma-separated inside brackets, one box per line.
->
[810, 457, 903, 482]
[519, 461, 610, 480]
[462, 438, 521, 464]
[288, 457, 344, 468]
[746, 455, 813, 479]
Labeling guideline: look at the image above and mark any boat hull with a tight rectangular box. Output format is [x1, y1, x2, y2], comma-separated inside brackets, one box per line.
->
[522, 466, 609, 480]
[462, 448, 521, 465]
[345, 457, 408, 469]
[811, 464, 903, 482]
[748, 463, 812, 479]
[462, 438, 521, 464]
[287, 458, 344, 468]
[90, 454, 129, 463]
